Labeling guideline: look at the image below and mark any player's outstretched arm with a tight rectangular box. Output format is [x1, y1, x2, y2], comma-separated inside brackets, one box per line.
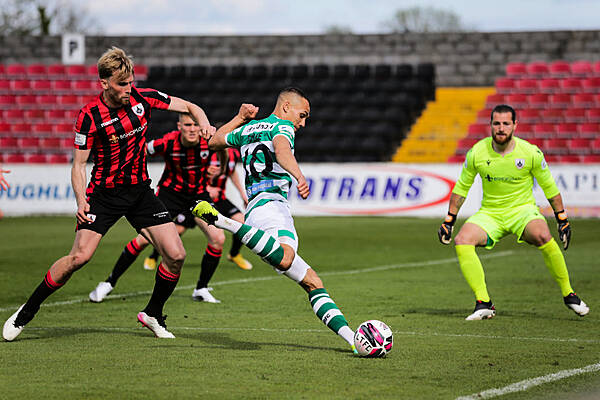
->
[209, 103, 259, 151]
[438, 193, 465, 245]
[168, 96, 215, 139]
[71, 149, 94, 224]
[548, 194, 571, 250]
[273, 136, 309, 199]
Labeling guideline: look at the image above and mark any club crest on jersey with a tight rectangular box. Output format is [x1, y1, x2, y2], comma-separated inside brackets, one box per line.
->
[132, 103, 144, 116]
[515, 158, 525, 169]
[109, 134, 118, 144]
[200, 150, 209, 159]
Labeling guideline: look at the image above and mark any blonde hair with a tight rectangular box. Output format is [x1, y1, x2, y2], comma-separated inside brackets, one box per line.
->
[97, 46, 134, 80]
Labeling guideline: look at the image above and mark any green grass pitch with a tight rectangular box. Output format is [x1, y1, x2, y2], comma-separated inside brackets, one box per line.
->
[0, 216, 598, 399]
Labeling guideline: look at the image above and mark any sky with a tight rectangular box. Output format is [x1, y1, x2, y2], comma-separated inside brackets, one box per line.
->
[82, 0, 600, 36]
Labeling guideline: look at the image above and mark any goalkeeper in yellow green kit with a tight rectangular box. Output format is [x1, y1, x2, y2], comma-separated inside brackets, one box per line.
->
[438, 104, 589, 320]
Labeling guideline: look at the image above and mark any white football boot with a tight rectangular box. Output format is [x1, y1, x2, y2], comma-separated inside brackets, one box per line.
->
[192, 287, 221, 303]
[564, 293, 589, 316]
[137, 312, 175, 338]
[465, 300, 496, 321]
[89, 281, 114, 303]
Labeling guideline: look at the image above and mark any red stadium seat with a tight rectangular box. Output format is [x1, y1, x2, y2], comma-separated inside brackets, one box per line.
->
[5, 64, 26, 79]
[26, 153, 48, 163]
[456, 138, 479, 154]
[538, 78, 560, 93]
[590, 138, 600, 154]
[527, 93, 549, 108]
[38, 94, 58, 109]
[52, 80, 72, 93]
[548, 93, 571, 108]
[23, 109, 45, 121]
[527, 138, 546, 149]
[505, 62, 527, 77]
[544, 138, 569, 154]
[506, 93, 528, 108]
[476, 108, 492, 123]
[26, 64, 47, 78]
[567, 138, 591, 154]
[582, 154, 600, 163]
[11, 123, 32, 135]
[515, 79, 538, 94]
[0, 95, 16, 109]
[5, 153, 26, 163]
[544, 154, 560, 163]
[539, 109, 563, 123]
[556, 123, 578, 138]
[0, 64, 5, 78]
[10, 80, 32, 94]
[447, 154, 465, 163]
[87, 64, 98, 78]
[519, 109, 541, 123]
[31, 80, 52, 93]
[55, 123, 74, 137]
[485, 93, 505, 108]
[495, 78, 516, 94]
[0, 137, 19, 149]
[40, 137, 62, 149]
[0, 122, 10, 136]
[564, 108, 587, 123]
[46, 109, 67, 122]
[19, 137, 40, 149]
[548, 60, 571, 77]
[58, 95, 79, 108]
[72, 80, 94, 94]
[466, 123, 488, 138]
[581, 77, 600, 93]
[66, 65, 87, 79]
[135, 65, 148, 80]
[557, 155, 582, 163]
[571, 61, 593, 77]
[579, 123, 600, 138]
[15, 95, 37, 109]
[60, 137, 74, 149]
[560, 78, 583, 93]
[572, 93, 595, 108]
[526, 61, 549, 77]
[48, 153, 70, 163]
[593, 61, 600, 76]
[32, 123, 54, 135]
[0, 79, 10, 94]
[515, 123, 534, 138]
[47, 64, 66, 79]
[3, 109, 25, 122]
[533, 123, 556, 138]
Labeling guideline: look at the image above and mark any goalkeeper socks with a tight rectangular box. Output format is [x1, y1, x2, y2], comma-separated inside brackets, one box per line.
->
[309, 288, 354, 346]
[455, 245, 490, 302]
[213, 216, 284, 267]
[196, 245, 222, 289]
[22, 270, 65, 315]
[143, 263, 180, 317]
[107, 239, 142, 287]
[539, 238, 574, 297]
[229, 236, 243, 258]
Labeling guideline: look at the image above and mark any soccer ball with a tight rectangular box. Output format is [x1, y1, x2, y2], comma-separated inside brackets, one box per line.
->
[354, 319, 393, 358]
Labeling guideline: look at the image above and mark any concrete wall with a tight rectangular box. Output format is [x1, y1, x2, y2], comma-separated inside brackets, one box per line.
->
[1, 30, 599, 86]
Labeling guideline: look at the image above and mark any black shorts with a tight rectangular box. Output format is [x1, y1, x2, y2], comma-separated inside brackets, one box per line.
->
[214, 198, 241, 218]
[77, 182, 171, 235]
[157, 187, 212, 229]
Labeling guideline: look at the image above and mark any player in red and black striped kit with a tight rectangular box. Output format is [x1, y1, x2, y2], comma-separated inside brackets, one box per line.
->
[3, 47, 215, 341]
[88, 106, 257, 304]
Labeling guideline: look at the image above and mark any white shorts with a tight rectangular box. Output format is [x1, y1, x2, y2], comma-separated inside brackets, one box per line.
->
[245, 200, 298, 251]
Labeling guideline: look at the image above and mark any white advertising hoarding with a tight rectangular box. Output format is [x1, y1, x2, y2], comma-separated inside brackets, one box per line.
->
[0, 163, 598, 218]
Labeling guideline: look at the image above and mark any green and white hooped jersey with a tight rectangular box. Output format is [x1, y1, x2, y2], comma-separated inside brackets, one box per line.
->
[225, 114, 296, 215]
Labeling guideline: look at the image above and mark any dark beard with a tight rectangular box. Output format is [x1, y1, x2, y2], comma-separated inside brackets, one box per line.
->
[492, 131, 512, 145]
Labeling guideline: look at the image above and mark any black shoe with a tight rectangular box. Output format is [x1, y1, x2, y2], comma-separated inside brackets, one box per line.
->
[564, 293, 589, 316]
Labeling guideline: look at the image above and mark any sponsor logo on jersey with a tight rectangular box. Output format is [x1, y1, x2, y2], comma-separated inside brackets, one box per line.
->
[200, 150, 209, 159]
[156, 90, 168, 99]
[75, 133, 86, 146]
[132, 103, 144, 116]
[100, 117, 119, 128]
[243, 122, 276, 135]
[515, 158, 525, 169]
[541, 159, 547, 169]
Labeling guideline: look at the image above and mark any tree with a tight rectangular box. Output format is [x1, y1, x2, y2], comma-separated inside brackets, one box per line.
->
[323, 25, 354, 35]
[384, 6, 471, 33]
[0, 0, 102, 35]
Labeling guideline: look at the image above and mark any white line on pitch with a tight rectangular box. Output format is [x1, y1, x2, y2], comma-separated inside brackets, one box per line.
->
[456, 361, 600, 400]
[0, 250, 513, 313]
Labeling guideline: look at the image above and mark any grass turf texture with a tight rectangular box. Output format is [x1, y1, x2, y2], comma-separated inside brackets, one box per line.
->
[0, 216, 598, 399]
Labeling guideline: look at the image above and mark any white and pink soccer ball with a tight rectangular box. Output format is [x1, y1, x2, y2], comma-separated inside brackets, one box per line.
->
[354, 319, 393, 358]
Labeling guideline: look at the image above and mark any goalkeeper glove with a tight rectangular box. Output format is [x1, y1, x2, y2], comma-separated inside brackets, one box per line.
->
[438, 212, 456, 245]
[555, 210, 571, 250]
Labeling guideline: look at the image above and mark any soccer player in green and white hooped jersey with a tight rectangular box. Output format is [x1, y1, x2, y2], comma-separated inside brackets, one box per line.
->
[438, 104, 589, 320]
[192, 87, 357, 353]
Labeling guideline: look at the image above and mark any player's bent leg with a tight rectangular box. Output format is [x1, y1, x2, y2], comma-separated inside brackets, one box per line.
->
[302, 268, 355, 349]
[143, 222, 186, 274]
[4, 230, 102, 341]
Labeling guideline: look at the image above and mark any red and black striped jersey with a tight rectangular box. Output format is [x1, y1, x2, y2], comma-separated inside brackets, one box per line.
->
[208, 147, 241, 201]
[147, 130, 212, 195]
[74, 86, 171, 193]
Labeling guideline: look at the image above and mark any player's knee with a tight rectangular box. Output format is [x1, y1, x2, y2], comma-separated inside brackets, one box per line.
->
[209, 231, 226, 248]
[162, 247, 186, 269]
[534, 232, 553, 247]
